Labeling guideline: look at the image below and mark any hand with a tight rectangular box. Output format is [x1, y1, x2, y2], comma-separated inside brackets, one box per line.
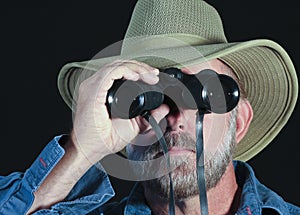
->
[71, 60, 160, 164]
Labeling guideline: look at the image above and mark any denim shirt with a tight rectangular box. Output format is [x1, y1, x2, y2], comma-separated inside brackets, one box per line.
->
[0, 136, 299, 215]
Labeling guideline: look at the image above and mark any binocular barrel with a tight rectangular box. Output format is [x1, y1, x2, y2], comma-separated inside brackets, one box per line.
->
[106, 68, 240, 119]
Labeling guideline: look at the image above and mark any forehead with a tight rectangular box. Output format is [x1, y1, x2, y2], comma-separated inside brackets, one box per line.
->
[181, 58, 234, 77]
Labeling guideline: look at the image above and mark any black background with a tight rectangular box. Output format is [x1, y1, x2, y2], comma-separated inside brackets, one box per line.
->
[1, 0, 299, 206]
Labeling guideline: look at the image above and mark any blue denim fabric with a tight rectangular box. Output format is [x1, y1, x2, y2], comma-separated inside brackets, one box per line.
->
[103, 161, 300, 215]
[0, 136, 114, 215]
[0, 136, 299, 214]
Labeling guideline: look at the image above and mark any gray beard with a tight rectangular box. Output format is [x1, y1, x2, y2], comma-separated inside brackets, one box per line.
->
[128, 109, 237, 201]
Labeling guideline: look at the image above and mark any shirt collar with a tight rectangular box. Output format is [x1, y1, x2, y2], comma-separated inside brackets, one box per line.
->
[124, 182, 151, 215]
[234, 160, 262, 214]
[124, 161, 288, 215]
[234, 160, 288, 215]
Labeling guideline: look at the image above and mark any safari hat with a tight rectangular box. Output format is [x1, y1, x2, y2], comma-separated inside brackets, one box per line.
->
[57, 0, 298, 161]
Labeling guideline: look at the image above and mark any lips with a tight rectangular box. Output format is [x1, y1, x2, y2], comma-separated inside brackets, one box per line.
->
[168, 146, 195, 154]
[153, 146, 195, 158]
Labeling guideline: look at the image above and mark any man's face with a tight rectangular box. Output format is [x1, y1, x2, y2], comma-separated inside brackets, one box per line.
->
[127, 59, 239, 200]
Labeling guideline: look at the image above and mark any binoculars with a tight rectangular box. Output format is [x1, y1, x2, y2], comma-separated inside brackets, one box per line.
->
[106, 68, 240, 119]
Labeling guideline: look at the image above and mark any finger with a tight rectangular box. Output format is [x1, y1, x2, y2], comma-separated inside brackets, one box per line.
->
[110, 59, 159, 75]
[97, 60, 158, 91]
[117, 60, 159, 85]
[130, 105, 170, 147]
[150, 104, 170, 123]
[139, 72, 159, 85]
[135, 104, 170, 134]
[126, 60, 160, 76]
[129, 60, 160, 84]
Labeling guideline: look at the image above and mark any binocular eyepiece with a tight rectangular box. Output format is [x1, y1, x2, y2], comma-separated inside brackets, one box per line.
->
[106, 68, 240, 119]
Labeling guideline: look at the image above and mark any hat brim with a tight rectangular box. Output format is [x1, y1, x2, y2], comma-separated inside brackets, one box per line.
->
[57, 39, 298, 162]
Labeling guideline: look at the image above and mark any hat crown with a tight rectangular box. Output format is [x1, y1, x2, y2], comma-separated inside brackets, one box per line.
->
[122, 0, 227, 51]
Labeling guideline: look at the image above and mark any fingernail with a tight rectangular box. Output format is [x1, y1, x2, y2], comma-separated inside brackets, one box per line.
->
[143, 73, 159, 83]
[152, 68, 160, 75]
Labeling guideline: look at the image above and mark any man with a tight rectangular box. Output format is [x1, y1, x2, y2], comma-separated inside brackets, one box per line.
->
[1, 0, 299, 214]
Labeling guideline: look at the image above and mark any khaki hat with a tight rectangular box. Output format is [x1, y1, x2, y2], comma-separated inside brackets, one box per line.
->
[57, 0, 298, 161]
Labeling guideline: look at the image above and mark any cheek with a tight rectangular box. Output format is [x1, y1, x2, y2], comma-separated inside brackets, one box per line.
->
[180, 109, 199, 136]
[203, 113, 229, 154]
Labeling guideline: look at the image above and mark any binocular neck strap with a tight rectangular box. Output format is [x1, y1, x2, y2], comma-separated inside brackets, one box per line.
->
[143, 112, 175, 215]
[143, 111, 208, 215]
[196, 112, 209, 215]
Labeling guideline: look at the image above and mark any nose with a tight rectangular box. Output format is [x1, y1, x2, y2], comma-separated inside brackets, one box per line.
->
[165, 104, 197, 133]
[150, 102, 196, 133]
[165, 110, 185, 132]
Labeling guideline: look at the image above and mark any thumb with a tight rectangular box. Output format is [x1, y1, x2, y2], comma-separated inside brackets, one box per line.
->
[130, 104, 170, 147]
[150, 104, 170, 123]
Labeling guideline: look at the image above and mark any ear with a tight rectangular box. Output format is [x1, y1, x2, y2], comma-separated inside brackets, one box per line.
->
[236, 99, 253, 144]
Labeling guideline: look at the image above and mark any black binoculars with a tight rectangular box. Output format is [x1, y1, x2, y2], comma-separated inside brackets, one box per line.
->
[106, 68, 240, 119]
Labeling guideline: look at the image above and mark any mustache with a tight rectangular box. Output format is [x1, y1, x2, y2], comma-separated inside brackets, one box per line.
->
[144, 131, 196, 158]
